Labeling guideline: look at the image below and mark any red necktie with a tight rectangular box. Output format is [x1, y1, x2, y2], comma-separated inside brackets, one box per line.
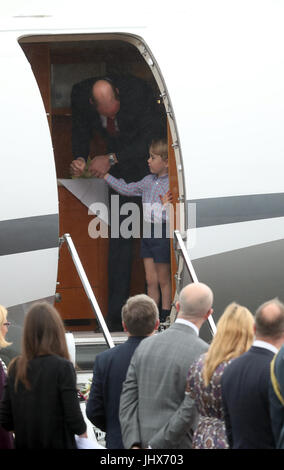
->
[106, 117, 117, 136]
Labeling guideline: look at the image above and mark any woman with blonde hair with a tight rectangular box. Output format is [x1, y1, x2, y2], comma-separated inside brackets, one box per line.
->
[186, 302, 254, 448]
[0, 302, 87, 448]
[0, 305, 14, 448]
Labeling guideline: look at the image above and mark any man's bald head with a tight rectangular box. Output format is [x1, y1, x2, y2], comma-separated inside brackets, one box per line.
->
[255, 298, 284, 340]
[91, 80, 120, 118]
[177, 282, 214, 322]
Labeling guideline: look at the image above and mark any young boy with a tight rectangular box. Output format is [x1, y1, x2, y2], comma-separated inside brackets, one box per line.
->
[104, 137, 172, 323]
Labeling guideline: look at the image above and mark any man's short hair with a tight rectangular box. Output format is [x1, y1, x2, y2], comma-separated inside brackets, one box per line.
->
[121, 294, 158, 336]
[255, 298, 284, 339]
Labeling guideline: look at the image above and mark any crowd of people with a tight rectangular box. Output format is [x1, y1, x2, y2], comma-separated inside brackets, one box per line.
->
[1, 283, 284, 449]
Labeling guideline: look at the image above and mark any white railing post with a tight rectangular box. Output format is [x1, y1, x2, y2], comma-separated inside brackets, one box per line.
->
[174, 230, 217, 336]
[60, 233, 115, 349]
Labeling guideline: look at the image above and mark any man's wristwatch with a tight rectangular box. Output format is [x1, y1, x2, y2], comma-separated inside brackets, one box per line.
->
[108, 153, 116, 166]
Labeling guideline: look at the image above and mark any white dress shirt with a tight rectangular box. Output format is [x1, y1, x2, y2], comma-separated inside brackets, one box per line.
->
[253, 339, 278, 354]
[175, 318, 199, 336]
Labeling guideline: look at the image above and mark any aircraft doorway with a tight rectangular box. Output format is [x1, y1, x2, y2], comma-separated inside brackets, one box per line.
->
[19, 34, 182, 331]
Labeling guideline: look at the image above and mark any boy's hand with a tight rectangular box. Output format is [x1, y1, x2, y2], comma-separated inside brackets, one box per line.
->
[159, 190, 173, 206]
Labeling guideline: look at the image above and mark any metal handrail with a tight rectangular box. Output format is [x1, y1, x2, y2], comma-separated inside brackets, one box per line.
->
[174, 230, 217, 336]
[60, 233, 115, 349]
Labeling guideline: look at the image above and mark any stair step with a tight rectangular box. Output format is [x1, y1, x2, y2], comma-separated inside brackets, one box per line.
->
[73, 331, 128, 345]
[73, 331, 127, 372]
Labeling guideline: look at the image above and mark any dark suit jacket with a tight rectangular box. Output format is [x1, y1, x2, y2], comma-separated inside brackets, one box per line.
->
[86, 336, 145, 449]
[71, 74, 165, 182]
[221, 346, 276, 449]
[269, 344, 284, 448]
[0, 355, 86, 449]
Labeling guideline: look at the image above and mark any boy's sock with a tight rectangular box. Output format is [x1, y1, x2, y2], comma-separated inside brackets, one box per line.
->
[160, 309, 171, 322]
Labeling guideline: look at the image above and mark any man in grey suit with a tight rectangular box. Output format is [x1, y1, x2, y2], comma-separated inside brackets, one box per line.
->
[119, 282, 213, 449]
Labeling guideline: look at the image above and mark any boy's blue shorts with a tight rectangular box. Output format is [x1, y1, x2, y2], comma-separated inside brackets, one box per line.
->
[140, 223, 170, 263]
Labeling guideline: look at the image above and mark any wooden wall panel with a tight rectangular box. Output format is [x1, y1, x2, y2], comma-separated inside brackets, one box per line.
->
[51, 115, 73, 178]
[56, 186, 109, 330]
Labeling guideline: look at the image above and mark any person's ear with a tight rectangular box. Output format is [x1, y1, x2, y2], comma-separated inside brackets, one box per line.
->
[122, 321, 128, 333]
[205, 308, 213, 320]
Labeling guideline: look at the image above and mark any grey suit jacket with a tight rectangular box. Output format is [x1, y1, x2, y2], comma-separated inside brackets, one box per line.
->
[119, 322, 209, 449]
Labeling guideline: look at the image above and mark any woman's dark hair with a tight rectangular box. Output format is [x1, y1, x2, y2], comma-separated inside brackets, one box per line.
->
[9, 302, 70, 390]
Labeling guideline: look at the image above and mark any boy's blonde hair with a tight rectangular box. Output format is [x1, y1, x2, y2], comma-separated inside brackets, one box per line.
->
[202, 302, 254, 386]
[150, 137, 168, 161]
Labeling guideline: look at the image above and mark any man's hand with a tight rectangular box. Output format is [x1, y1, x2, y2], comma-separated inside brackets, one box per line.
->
[88, 155, 111, 178]
[70, 157, 86, 177]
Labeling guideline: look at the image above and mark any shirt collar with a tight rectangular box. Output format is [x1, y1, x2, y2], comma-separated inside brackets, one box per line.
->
[153, 173, 168, 181]
[253, 339, 278, 354]
[175, 318, 199, 336]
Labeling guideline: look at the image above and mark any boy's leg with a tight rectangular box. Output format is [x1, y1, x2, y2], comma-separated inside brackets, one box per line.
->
[143, 257, 160, 306]
[155, 262, 172, 321]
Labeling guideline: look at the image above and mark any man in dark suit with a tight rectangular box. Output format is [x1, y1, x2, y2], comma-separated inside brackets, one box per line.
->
[70, 75, 165, 331]
[86, 294, 159, 449]
[119, 282, 212, 449]
[221, 298, 284, 449]
[269, 343, 284, 448]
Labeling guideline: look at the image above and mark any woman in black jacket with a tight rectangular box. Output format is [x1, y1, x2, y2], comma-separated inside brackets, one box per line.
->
[0, 302, 87, 449]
